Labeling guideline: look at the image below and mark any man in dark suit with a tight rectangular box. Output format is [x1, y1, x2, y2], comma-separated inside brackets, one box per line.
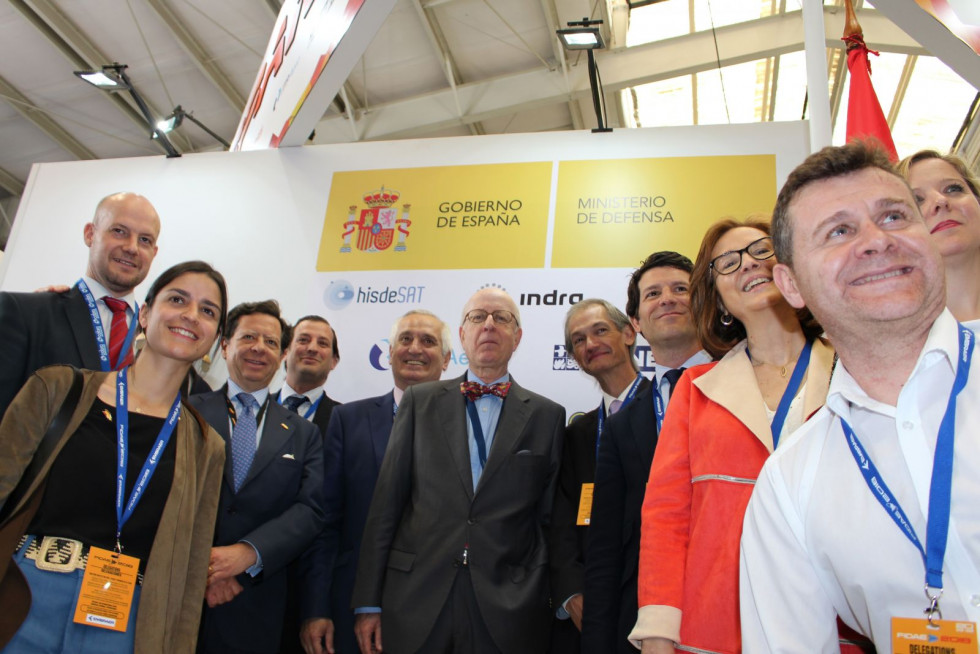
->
[0, 191, 160, 417]
[583, 252, 709, 654]
[549, 298, 646, 653]
[276, 315, 341, 433]
[300, 309, 451, 654]
[274, 314, 341, 654]
[190, 300, 325, 654]
[353, 288, 565, 654]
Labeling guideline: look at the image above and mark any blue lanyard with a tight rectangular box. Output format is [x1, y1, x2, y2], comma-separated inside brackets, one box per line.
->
[77, 279, 139, 372]
[596, 373, 643, 458]
[842, 324, 973, 592]
[277, 391, 323, 420]
[768, 340, 813, 449]
[115, 367, 181, 553]
[465, 400, 488, 467]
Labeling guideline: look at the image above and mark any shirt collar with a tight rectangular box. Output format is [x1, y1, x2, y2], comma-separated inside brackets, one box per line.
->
[82, 275, 137, 311]
[601, 376, 640, 413]
[278, 380, 326, 404]
[466, 370, 510, 386]
[393, 386, 404, 407]
[227, 378, 270, 406]
[654, 349, 711, 381]
[826, 309, 959, 418]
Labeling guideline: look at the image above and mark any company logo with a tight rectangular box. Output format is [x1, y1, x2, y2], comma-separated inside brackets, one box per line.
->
[520, 290, 584, 307]
[553, 345, 580, 371]
[633, 345, 656, 373]
[324, 279, 355, 310]
[324, 280, 425, 311]
[369, 339, 391, 371]
[339, 186, 412, 253]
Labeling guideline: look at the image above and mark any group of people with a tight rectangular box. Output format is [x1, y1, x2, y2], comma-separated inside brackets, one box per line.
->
[0, 138, 977, 654]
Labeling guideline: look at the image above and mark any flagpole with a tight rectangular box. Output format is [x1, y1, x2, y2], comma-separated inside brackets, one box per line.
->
[803, 0, 832, 152]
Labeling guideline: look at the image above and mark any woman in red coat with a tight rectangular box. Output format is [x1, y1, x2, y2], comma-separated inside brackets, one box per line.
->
[629, 218, 832, 654]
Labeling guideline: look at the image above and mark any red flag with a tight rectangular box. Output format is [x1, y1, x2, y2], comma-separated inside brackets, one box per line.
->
[842, 0, 898, 161]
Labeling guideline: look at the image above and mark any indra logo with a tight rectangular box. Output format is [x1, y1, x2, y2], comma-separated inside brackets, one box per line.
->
[324, 280, 355, 310]
[520, 290, 584, 306]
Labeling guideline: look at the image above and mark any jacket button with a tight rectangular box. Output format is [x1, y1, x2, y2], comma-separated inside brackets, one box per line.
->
[467, 519, 476, 525]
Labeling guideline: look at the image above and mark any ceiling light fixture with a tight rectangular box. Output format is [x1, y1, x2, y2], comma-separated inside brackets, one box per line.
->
[157, 105, 230, 149]
[557, 19, 613, 133]
[74, 63, 180, 158]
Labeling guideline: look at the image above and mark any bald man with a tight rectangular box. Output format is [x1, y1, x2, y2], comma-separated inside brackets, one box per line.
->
[352, 288, 566, 654]
[0, 192, 161, 417]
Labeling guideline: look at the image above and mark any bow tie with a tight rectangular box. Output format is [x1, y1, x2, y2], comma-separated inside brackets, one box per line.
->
[460, 381, 511, 402]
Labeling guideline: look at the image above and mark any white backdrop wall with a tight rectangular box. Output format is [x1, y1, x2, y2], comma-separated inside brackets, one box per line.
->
[1, 123, 810, 419]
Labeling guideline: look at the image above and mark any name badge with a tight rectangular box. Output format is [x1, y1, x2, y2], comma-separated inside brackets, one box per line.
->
[72, 547, 139, 632]
[893, 617, 978, 654]
[576, 483, 594, 526]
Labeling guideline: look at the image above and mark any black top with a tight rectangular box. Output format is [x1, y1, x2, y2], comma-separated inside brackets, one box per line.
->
[29, 397, 177, 564]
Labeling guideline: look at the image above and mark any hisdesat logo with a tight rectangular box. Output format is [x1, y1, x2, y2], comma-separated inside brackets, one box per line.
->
[323, 279, 425, 311]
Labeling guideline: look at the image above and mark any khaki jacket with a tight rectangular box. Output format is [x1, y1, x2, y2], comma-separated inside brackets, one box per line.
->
[0, 366, 225, 653]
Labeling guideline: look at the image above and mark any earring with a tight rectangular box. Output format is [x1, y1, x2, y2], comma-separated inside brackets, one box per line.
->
[720, 312, 734, 326]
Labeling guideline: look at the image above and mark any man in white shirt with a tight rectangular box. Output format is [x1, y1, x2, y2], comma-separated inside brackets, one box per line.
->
[740, 140, 980, 653]
[0, 191, 160, 417]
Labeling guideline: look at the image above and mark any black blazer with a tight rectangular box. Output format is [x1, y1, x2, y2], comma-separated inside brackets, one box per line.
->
[301, 392, 395, 654]
[582, 381, 659, 654]
[273, 389, 341, 438]
[189, 388, 325, 654]
[352, 375, 565, 654]
[550, 377, 651, 611]
[0, 287, 102, 418]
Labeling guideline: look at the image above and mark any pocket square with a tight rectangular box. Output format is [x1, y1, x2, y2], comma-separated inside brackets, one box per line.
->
[515, 449, 533, 456]
[281, 453, 296, 460]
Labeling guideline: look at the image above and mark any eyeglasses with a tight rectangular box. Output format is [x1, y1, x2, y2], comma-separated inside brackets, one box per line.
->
[464, 309, 517, 326]
[709, 237, 775, 275]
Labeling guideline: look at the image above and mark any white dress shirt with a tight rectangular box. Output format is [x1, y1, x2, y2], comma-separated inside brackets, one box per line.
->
[740, 310, 980, 653]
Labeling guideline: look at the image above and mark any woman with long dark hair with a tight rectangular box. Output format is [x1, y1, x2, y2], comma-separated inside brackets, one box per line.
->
[0, 260, 228, 654]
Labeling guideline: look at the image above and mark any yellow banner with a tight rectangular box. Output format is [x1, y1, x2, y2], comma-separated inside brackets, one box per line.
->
[317, 162, 552, 271]
[551, 155, 777, 268]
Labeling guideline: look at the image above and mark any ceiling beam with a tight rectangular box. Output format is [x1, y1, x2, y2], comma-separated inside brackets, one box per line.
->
[887, 54, 916, 128]
[0, 74, 96, 160]
[145, 0, 246, 112]
[315, 8, 923, 142]
[409, 0, 484, 136]
[10, 0, 193, 153]
[0, 167, 25, 198]
[537, 0, 580, 130]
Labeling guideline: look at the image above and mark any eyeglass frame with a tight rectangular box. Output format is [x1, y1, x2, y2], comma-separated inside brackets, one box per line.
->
[463, 309, 519, 327]
[708, 236, 775, 275]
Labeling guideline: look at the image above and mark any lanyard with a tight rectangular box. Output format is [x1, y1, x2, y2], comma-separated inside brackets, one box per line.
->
[224, 394, 270, 429]
[77, 279, 139, 372]
[115, 367, 180, 553]
[277, 391, 323, 420]
[768, 339, 813, 449]
[596, 373, 643, 458]
[842, 324, 973, 601]
[465, 400, 488, 467]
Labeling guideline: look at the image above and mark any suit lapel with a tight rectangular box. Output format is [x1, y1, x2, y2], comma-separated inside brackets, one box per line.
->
[64, 288, 102, 370]
[475, 379, 530, 495]
[438, 376, 474, 500]
[369, 392, 395, 469]
[243, 402, 295, 487]
[626, 382, 655, 462]
[191, 389, 234, 488]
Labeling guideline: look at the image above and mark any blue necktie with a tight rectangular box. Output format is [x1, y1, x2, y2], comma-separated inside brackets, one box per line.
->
[283, 394, 306, 414]
[232, 393, 258, 492]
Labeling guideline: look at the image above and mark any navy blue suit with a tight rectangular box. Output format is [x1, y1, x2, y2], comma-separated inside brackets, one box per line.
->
[189, 388, 325, 654]
[301, 391, 395, 654]
[0, 287, 102, 418]
[583, 382, 658, 654]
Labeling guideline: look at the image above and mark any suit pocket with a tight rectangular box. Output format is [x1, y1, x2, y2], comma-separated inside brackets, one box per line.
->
[387, 549, 415, 572]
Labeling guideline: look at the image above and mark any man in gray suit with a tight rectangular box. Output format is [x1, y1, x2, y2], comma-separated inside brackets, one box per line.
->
[352, 288, 565, 654]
